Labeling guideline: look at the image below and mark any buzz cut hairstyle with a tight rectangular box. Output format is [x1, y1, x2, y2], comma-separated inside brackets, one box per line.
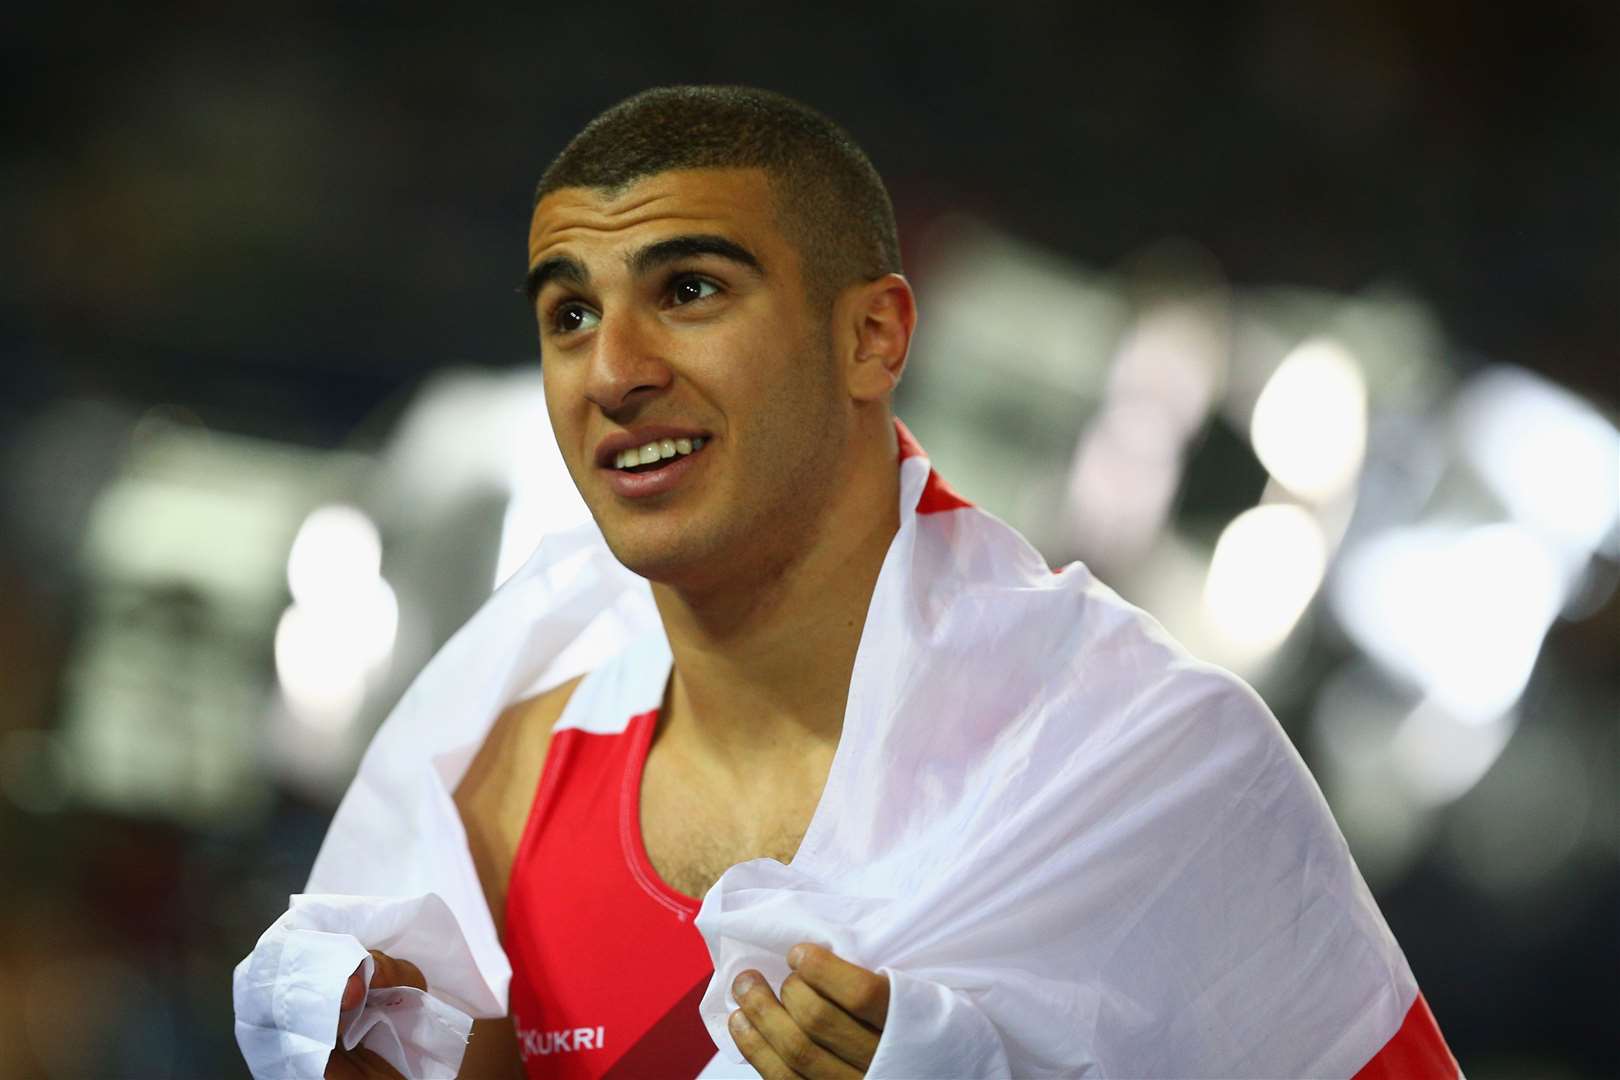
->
[534, 86, 902, 307]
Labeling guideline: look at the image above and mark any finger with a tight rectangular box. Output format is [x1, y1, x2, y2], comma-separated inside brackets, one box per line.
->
[729, 1008, 796, 1080]
[787, 944, 890, 1030]
[341, 965, 367, 1013]
[732, 970, 861, 1079]
[780, 972, 881, 1071]
[340, 952, 426, 1041]
[337, 961, 368, 1042]
[366, 950, 427, 992]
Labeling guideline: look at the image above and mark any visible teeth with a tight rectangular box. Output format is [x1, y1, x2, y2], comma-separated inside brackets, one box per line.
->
[615, 436, 707, 469]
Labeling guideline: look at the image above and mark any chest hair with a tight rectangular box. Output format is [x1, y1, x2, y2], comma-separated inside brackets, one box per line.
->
[638, 744, 828, 900]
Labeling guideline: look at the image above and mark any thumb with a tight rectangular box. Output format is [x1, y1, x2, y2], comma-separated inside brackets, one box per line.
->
[341, 951, 428, 1013]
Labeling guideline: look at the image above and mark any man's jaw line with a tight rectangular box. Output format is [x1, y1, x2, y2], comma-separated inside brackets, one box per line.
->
[588, 412, 900, 621]
[650, 450, 898, 641]
[646, 475, 899, 755]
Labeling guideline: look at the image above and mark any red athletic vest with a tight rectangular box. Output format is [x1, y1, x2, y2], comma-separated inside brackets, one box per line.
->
[504, 641, 716, 1078]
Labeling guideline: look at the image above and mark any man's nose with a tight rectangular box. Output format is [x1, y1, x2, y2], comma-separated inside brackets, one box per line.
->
[584, 310, 673, 414]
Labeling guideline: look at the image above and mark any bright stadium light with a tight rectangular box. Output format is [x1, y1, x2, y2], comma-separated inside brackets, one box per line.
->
[1454, 366, 1620, 557]
[278, 504, 398, 731]
[1249, 338, 1369, 502]
[1203, 503, 1328, 659]
[286, 504, 383, 610]
[274, 577, 399, 731]
[1332, 522, 1563, 721]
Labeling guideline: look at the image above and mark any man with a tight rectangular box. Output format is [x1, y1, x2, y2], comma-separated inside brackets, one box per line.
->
[237, 87, 1458, 1079]
[448, 85, 916, 1079]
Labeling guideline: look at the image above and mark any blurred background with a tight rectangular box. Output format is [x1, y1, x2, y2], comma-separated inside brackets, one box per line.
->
[2, 3, 1616, 1076]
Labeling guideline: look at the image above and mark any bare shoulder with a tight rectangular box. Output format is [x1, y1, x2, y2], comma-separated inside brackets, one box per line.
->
[453, 674, 583, 938]
[455, 675, 582, 810]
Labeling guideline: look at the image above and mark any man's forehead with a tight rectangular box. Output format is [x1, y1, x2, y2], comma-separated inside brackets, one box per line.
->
[527, 167, 777, 266]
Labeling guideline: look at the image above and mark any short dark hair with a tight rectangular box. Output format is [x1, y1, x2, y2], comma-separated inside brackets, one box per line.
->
[535, 86, 901, 306]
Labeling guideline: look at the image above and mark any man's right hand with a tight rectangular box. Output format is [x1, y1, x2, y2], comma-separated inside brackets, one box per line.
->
[324, 950, 427, 1080]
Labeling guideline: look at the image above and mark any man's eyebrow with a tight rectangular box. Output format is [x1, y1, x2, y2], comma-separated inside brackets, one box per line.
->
[521, 235, 762, 304]
[629, 234, 764, 277]
[523, 255, 588, 304]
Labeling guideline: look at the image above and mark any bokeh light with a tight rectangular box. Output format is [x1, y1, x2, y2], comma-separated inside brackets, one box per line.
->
[1454, 367, 1620, 559]
[1332, 522, 1565, 721]
[1249, 337, 1369, 502]
[275, 505, 398, 732]
[286, 504, 384, 610]
[1203, 502, 1328, 661]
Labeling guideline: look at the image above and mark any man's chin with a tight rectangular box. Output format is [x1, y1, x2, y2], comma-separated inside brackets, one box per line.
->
[591, 503, 772, 594]
[599, 532, 716, 589]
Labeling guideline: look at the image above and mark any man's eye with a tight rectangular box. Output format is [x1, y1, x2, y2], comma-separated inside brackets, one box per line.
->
[551, 303, 599, 334]
[670, 277, 720, 305]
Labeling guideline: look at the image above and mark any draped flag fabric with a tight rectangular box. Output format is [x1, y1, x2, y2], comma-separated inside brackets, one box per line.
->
[234, 422, 1458, 1079]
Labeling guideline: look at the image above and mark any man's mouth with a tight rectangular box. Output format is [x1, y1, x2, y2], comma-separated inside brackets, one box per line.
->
[611, 436, 707, 473]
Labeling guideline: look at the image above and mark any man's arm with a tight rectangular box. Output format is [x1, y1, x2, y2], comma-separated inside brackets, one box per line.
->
[319, 678, 581, 1080]
[457, 1018, 525, 1080]
[450, 677, 581, 1079]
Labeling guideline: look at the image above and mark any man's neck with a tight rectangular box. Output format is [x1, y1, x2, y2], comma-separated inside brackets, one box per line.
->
[649, 423, 901, 775]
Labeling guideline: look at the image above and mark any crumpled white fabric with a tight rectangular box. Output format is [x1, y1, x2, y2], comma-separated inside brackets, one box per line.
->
[339, 964, 471, 1080]
[233, 521, 661, 1080]
[687, 450, 1419, 1078]
[236, 429, 1428, 1079]
[234, 894, 482, 1078]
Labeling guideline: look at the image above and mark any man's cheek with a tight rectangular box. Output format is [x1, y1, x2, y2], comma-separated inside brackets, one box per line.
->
[541, 397, 583, 469]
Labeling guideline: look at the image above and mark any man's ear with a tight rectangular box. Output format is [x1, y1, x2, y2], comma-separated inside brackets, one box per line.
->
[842, 274, 917, 403]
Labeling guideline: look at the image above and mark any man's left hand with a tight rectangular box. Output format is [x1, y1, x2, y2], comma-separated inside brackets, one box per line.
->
[728, 943, 889, 1079]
